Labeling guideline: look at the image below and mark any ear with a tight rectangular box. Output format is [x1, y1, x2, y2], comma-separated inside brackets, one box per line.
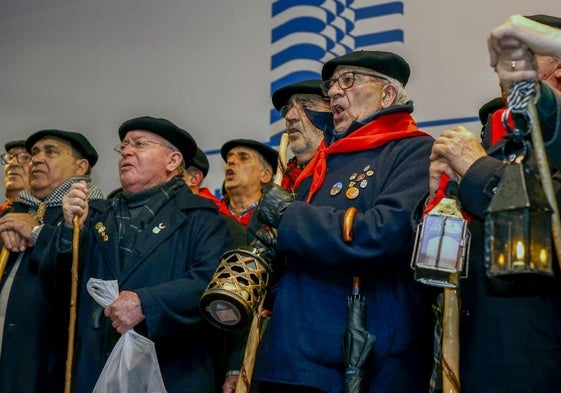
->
[167, 151, 183, 172]
[75, 158, 90, 176]
[260, 168, 273, 184]
[185, 170, 203, 187]
[381, 84, 398, 109]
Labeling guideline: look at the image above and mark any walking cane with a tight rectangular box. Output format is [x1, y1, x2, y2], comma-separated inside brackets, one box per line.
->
[64, 215, 80, 393]
[235, 132, 289, 393]
[442, 288, 460, 393]
[0, 246, 10, 280]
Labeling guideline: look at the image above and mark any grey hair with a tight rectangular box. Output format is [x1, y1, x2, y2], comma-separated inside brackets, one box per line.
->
[381, 74, 410, 106]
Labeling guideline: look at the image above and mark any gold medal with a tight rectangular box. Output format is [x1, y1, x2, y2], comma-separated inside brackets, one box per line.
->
[346, 186, 359, 200]
[95, 222, 109, 242]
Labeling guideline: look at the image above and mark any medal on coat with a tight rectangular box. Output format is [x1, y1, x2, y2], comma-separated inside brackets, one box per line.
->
[95, 222, 109, 242]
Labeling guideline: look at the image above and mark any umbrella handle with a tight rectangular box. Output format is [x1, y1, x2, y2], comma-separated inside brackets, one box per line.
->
[343, 207, 361, 296]
[343, 207, 358, 243]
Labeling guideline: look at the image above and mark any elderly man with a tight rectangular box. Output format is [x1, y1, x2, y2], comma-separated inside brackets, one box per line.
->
[1, 140, 32, 214]
[50, 116, 233, 393]
[0, 130, 101, 393]
[253, 51, 435, 393]
[221, 139, 278, 227]
[271, 80, 332, 191]
[428, 15, 561, 393]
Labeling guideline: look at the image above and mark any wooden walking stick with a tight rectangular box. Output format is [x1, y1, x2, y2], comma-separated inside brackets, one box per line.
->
[64, 215, 80, 393]
[442, 288, 460, 393]
[235, 132, 289, 393]
[0, 246, 10, 280]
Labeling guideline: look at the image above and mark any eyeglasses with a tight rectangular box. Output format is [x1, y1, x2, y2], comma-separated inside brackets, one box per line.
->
[114, 139, 175, 154]
[320, 71, 389, 96]
[1, 151, 32, 165]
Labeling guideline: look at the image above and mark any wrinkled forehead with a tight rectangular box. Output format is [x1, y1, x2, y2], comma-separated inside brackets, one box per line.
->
[31, 136, 73, 151]
[123, 129, 170, 144]
[227, 145, 259, 156]
[7, 146, 27, 154]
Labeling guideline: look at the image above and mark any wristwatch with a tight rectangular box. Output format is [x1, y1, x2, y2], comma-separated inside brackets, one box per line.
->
[30, 224, 43, 246]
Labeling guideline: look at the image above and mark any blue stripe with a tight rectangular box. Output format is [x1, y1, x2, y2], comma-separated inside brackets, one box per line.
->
[354, 2, 404, 20]
[271, 43, 327, 69]
[270, 70, 322, 95]
[272, 16, 327, 42]
[272, 0, 326, 17]
[354, 29, 404, 47]
[418, 116, 479, 128]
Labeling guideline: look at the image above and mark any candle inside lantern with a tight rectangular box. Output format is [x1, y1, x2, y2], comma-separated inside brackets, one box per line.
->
[539, 249, 548, 266]
[513, 241, 525, 268]
[497, 253, 505, 267]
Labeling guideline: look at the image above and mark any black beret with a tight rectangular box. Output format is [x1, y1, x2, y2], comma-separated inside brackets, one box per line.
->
[220, 139, 279, 172]
[4, 140, 26, 152]
[322, 50, 410, 86]
[190, 147, 209, 178]
[272, 79, 324, 110]
[26, 129, 98, 167]
[526, 14, 561, 29]
[478, 97, 505, 125]
[118, 116, 197, 166]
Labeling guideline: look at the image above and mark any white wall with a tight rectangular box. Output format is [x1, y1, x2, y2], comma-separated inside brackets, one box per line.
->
[1, 0, 559, 197]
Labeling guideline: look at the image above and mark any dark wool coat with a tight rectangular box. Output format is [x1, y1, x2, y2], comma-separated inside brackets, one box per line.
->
[254, 107, 436, 393]
[0, 204, 67, 393]
[41, 186, 233, 393]
[457, 83, 561, 393]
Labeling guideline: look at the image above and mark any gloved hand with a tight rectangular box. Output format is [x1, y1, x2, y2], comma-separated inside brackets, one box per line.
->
[256, 183, 294, 229]
[254, 226, 278, 250]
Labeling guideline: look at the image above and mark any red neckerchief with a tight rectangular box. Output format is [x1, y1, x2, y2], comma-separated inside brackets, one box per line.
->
[231, 212, 253, 227]
[198, 187, 230, 216]
[0, 200, 12, 213]
[294, 111, 429, 202]
[489, 107, 514, 147]
[281, 157, 303, 192]
[424, 174, 470, 221]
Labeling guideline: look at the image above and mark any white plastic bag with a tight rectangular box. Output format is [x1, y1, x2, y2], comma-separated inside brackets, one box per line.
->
[87, 278, 167, 393]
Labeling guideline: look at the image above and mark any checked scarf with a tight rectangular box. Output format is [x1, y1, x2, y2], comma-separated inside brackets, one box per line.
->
[17, 176, 104, 220]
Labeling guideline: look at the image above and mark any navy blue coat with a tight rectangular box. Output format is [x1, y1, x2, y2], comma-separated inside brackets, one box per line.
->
[42, 185, 233, 393]
[0, 204, 67, 393]
[254, 108, 435, 393]
[456, 83, 561, 393]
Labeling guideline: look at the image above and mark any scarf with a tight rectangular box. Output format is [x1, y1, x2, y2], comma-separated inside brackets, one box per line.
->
[113, 176, 184, 268]
[17, 176, 104, 220]
[294, 111, 429, 202]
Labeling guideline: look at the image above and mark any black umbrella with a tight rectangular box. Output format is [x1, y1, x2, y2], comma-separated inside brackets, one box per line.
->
[342, 208, 376, 393]
[343, 277, 376, 393]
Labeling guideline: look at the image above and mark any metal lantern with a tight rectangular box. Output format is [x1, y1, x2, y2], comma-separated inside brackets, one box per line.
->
[411, 188, 470, 288]
[485, 157, 553, 277]
[200, 245, 271, 332]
